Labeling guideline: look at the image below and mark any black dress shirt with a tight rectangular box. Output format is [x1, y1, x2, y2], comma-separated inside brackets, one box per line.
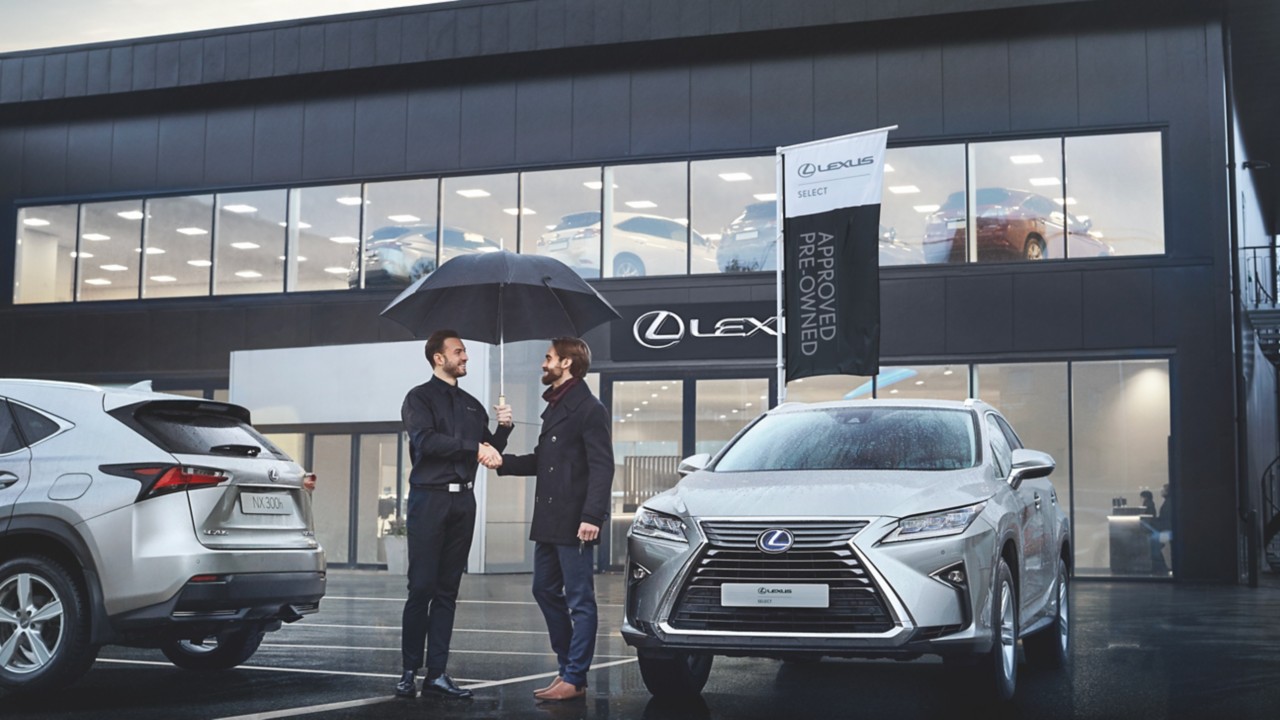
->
[402, 375, 512, 488]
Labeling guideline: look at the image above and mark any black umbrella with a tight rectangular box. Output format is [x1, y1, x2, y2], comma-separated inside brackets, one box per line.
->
[380, 249, 621, 401]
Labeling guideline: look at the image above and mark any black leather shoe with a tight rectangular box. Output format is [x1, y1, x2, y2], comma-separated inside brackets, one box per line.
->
[394, 671, 418, 698]
[424, 673, 473, 699]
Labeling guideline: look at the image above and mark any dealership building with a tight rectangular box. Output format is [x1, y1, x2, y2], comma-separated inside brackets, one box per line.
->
[2, 0, 1277, 583]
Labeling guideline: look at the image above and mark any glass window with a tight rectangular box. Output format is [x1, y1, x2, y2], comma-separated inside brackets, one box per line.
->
[292, 184, 362, 293]
[875, 365, 968, 400]
[604, 162, 688, 278]
[78, 200, 143, 301]
[522, 167, 602, 279]
[975, 363, 1070, 494]
[968, 139, 1067, 262]
[15, 204, 77, 304]
[214, 190, 286, 295]
[785, 374, 874, 403]
[440, 173, 515, 268]
[10, 403, 61, 445]
[1071, 359, 1171, 578]
[886, 144, 965, 266]
[143, 195, 214, 299]
[695, 379, 769, 456]
[611, 379, 683, 566]
[363, 179, 439, 289]
[1065, 132, 1164, 257]
[310, 434, 352, 565]
[986, 414, 1011, 477]
[0, 403, 23, 454]
[359, 433, 400, 565]
[691, 156, 775, 275]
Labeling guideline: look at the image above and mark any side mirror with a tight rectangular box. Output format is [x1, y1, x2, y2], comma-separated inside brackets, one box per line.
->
[1009, 448, 1055, 489]
[677, 453, 712, 477]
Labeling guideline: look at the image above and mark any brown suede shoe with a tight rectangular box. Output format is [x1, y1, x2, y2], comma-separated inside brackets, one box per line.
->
[533, 676, 564, 697]
[536, 681, 586, 702]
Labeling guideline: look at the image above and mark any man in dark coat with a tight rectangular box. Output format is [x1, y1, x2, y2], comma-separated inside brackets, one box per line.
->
[499, 337, 613, 702]
[396, 329, 512, 700]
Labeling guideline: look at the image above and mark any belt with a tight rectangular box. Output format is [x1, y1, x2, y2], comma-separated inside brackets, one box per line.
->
[419, 481, 474, 493]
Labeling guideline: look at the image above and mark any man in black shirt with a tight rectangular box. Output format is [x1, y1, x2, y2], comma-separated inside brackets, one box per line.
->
[396, 329, 512, 700]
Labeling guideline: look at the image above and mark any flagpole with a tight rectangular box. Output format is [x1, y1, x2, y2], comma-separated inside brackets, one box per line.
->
[775, 149, 786, 407]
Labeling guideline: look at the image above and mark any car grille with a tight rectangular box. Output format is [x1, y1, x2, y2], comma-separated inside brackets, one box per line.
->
[668, 520, 895, 634]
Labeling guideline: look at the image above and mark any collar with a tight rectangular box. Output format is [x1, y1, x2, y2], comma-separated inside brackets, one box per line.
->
[541, 377, 580, 407]
[429, 375, 460, 394]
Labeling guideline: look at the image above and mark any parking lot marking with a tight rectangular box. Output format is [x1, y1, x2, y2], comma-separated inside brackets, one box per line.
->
[261, 642, 634, 659]
[324, 595, 624, 608]
[93, 658, 481, 683]
[210, 657, 638, 720]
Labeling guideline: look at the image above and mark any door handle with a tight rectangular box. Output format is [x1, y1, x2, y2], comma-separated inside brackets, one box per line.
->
[1033, 492, 1042, 510]
[0, 471, 19, 489]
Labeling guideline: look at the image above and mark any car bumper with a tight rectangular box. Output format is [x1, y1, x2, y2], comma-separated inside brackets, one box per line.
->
[108, 570, 326, 639]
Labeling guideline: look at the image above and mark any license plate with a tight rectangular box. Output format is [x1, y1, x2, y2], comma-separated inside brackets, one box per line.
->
[721, 583, 829, 608]
[240, 492, 292, 516]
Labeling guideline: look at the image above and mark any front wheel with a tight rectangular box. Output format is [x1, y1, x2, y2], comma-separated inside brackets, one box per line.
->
[1023, 236, 1046, 260]
[1024, 557, 1070, 668]
[637, 651, 713, 699]
[0, 555, 98, 694]
[161, 627, 265, 671]
[983, 558, 1019, 701]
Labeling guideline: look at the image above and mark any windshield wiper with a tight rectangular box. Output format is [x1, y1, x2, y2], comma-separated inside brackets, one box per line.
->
[209, 443, 262, 457]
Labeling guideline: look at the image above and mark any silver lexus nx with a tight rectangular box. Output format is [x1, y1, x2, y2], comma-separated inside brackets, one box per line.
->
[0, 380, 325, 694]
[622, 399, 1070, 701]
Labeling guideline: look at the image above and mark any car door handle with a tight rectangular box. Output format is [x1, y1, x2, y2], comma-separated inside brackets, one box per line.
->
[0, 471, 19, 489]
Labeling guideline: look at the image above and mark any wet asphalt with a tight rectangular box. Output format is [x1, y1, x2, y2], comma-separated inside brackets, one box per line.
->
[3, 569, 1279, 720]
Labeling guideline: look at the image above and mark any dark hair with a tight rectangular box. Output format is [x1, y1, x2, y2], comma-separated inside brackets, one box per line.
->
[425, 329, 461, 368]
[552, 337, 591, 379]
[1140, 490, 1154, 501]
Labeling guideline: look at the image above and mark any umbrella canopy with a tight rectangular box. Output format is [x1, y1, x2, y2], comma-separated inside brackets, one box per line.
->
[380, 250, 621, 343]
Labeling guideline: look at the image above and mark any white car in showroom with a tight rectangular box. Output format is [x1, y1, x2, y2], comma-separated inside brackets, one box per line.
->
[621, 399, 1070, 701]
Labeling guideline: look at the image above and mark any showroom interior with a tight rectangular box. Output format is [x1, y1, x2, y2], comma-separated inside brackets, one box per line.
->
[2, 0, 1278, 584]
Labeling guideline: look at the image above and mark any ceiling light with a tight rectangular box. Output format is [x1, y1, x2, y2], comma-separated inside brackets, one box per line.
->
[235, 270, 263, 278]
[913, 204, 940, 213]
[336, 196, 364, 206]
[22, 217, 50, 227]
[455, 189, 491, 199]
[753, 193, 777, 202]
[661, 385, 669, 390]
[277, 221, 314, 229]
[84, 278, 111, 286]
[625, 200, 657, 209]
[149, 275, 177, 283]
[502, 208, 536, 216]
[633, 408, 639, 412]
[731, 409, 738, 413]
[745, 402, 753, 407]
[117, 210, 145, 220]
[71, 251, 93, 258]
[626, 413, 632, 418]
[651, 393, 658, 398]
[231, 242, 260, 250]
[329, 236, 359, 244]
[82, 233, 111, 241]
[718, 172, 753, 182]
[140, 247, 165, 254]
[718, 414, 727, 420]
[187, 259, 212, 267]
[583, 181, 617, 190]
[223, 204, 258, 213]
[889, 388, 899, 394]
[943, 369, 954, 376]
[323, 267, 350, 275]
[1029, 177, 1061, 186]
[388, 214, 421, 223]
[887, 185, 920, 194]
[883, 164, 895, 173]
[915, 380, 925, 385]
[176, 227, 208, 235]
[1009, 154, 1044, 165]
[642, 401, 649, 405]
[1054, 197, 1078, 206]
[100, 264, 129, 272]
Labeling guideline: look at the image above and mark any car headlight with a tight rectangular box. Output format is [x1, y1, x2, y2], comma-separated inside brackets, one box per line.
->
[883, 502, 987, 543]
[631, 507, 688, 543]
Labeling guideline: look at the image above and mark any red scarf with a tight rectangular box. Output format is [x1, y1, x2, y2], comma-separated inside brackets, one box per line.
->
[542, 377, 579, 407]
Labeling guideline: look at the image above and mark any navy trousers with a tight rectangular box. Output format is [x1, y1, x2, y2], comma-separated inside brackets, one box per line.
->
[401, 487, 475, 675]
[532, 541, 598, 688]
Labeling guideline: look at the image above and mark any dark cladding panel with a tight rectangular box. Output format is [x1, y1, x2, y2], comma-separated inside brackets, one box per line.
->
[1009, 34, 1077, 131]
[203, 36, 228, 84]
[245, 305, 313, 350]
[945, 274, 1014, 354]
[108, 47, 131, 94]
[427, 8, 458, 59]
[179, 40, 203, 86]
[22, 124, 68, 197]
[249, 30, 275, 79]
[87, 49, 111, 95]
[253, 103, 305, 184]
[481, 4, 509, 54]
[197, 308, 248, 367]
[66, 122, 114, 194]
[274, 27, 302, 76]
[621, 0, 652, 43]
[85, 313, 151, 374]
[708, 0, 743, 34]
[406, 85, 462, 172]
[42, 53, 66, 99]
[0, 59, 20, 103]
[150, 309, 203, 370]
[565, 0, 593, 44]
[692, 62, 751, 151]
[225, 34, 252, 81]
[376, 17, 403, 65]
[751, 56, 814, 148]
[803, 0, 837, 26]
[942, 39, 1010, 135]
[349, 19, 378, 68]
[508, 2, 537, 52]
[741, 0, 777, 32]
[630, 66, 691, 156]
[65, 52, 88, 97]
[112, 116, 159, 191]
[1149, 25, 1212, 254]
[1077, 29, 1148, 127]
[460, 82, 517, 168]
[303, 97, 356, 181]
[324, 23, 352, 70]
[679, 0, 712, 37]
[456, 6, 483, 56]
[651, 0, 686, 39]
[515, 77, 573, 164]
[814, 52, 877, 139]
[572, 72, 629, 160]
[880, 275, 947, 357]
[594, 0, 624, 44]
[299, 25, 326, 72]
[155, 42, 180, 88]
[1081, 267, 1154, 348]
[536, 0, 566, 50]
[158, 113, 207, 189]
[1013, 271, 1083, 350]
[131, 44, 156, 91]
[0, 129, 22, 197]
[354, 92, 409, 177]
[20, 57, 43, 101]
[12, 315, 74, 375]
[401, 12, 430, 62]
[877, 45, 944, 137]
[309, 302, 384, 345]
[204, 107, 255, 186]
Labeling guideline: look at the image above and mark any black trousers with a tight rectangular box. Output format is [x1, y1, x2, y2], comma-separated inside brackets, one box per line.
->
[401, 486, 475, 674]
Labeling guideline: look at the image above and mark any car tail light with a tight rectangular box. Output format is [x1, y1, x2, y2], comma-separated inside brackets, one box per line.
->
[101, 463, 230, 502]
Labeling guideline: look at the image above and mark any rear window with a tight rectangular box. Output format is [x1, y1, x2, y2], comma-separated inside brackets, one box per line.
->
[11, 403, 61, 445]
[115, 401, 291, 461]
[0, 402, 23, 454]
[714, 406, 979, 472]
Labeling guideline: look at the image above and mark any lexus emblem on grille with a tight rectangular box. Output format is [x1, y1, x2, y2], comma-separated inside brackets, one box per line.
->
[757, 528, 794, 554]
[268, 467, 280, 482]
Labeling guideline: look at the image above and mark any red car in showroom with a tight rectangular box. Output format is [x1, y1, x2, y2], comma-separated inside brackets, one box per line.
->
[922, 188, 1114, 264]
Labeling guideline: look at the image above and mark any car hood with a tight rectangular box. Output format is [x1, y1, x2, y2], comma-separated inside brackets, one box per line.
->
[651, 467, 996, 520]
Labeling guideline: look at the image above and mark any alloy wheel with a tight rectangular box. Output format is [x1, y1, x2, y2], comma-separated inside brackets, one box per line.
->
[0, 572, 66, 675]
[998, 579, 1016, 681]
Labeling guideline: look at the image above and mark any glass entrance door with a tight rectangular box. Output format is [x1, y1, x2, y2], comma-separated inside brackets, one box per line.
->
[608, 380, 684, 567]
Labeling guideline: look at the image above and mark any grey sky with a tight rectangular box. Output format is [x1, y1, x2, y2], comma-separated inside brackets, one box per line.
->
[0, 0, 455, 54]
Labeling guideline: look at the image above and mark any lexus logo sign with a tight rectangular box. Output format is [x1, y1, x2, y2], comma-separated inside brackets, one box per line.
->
[632, 309, 778, 350]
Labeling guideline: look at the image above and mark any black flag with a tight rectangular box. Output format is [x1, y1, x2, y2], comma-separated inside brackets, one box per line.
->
[779, 128, 890, 381]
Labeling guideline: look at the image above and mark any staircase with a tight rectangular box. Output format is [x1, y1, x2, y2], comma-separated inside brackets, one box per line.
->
[1266, 457, 1280, 572]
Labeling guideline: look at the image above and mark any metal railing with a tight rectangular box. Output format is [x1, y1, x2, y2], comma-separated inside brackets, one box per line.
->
[1243, 246, 1279, 307]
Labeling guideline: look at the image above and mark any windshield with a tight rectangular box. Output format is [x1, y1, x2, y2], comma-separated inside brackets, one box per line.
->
[714, 406, 979, 472]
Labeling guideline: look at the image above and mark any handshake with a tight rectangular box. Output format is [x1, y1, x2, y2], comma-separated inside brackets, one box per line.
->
[478, 442, 503, 469]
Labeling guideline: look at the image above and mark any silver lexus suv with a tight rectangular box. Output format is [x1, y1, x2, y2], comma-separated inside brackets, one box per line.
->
[622, 399, 1070, 701]
[0, 380, 325, 694]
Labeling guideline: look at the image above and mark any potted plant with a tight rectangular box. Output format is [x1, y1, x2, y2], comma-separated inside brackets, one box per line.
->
[383, 519, 409, 576]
